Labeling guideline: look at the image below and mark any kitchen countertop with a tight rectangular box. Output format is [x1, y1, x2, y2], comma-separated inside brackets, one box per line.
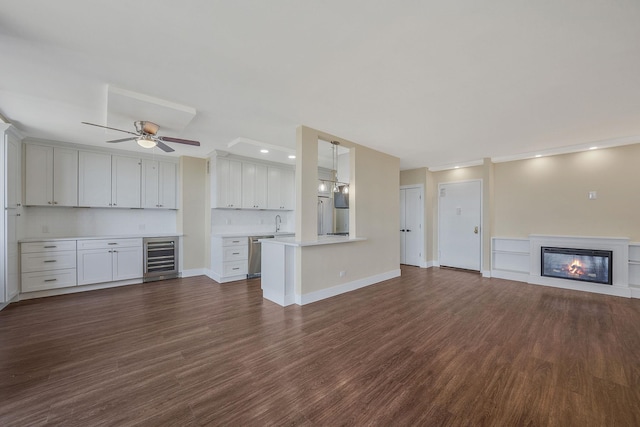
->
[212, 231, 295, 238]
[19, 233, 183, 243]
[261, 235, 366, 247]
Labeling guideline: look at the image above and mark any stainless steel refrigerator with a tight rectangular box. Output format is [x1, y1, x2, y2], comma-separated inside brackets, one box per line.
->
[317, 196, 333, 235]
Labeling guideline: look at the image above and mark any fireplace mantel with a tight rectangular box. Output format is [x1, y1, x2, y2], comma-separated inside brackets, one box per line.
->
[529, 235, 630, 297]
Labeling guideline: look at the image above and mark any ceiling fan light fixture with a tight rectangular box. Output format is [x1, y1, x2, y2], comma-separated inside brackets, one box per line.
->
[137, 136, 157, 148]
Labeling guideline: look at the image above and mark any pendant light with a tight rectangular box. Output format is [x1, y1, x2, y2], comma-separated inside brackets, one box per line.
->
[331, 141, 340, 192]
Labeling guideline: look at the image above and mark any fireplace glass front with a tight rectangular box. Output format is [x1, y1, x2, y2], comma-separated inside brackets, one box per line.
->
[541, 247, 612, 285]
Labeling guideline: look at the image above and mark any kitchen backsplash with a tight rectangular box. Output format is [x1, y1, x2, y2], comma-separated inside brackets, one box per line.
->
[211, 209, 295, 234]
[23, 207, 177, 238]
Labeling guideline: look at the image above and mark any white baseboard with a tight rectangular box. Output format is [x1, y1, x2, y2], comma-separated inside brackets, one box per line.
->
[263, 288, 295, 307]
[296, 269, 401, 306]
[431, 261, 440, 267]
[205, 270, 246, 284]
[482, 270, 491, 278]
[19, 278, 142, 300]
[421, 260, 436, 268]
[0, 300, 10, 312]
[491, 269, 529, 283]
[181, 268, 207, 278]
[630, 286, 640, 299]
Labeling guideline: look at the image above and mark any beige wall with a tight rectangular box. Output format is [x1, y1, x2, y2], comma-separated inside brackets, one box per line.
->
[178, 156, 208, 270]
[296, 126, 400, 294]
[494, 144, 640, 240]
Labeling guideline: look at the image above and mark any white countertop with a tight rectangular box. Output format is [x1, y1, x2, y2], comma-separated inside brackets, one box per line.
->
[212, 231, 295, 238]
[19, 233, 183, 243]
[262, 235, 366, 247]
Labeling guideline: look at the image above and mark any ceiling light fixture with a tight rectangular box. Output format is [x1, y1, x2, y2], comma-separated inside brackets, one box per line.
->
[535, 154, 542, 158]
[288, 155, 296, 159]
[589, 146, 598, 150]
[137, 135, 157, 148]
[260, 149, 269, 153]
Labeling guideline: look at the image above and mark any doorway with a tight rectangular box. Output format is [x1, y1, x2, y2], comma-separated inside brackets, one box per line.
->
[438, 180, 481, 271]
[400, 186, 423, 267]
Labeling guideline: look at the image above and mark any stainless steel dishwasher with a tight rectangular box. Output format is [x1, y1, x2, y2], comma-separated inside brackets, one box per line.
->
[247, 235, 274, 279]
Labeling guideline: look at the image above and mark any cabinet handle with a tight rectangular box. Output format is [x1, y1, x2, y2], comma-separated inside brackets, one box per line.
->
[232, 267, 240, 270]
[53, 201, 58, 205]
[17, 203, 21, 207]
[113, 203, 117, 206]
[44, 246, 57, 248]
[48, 201, 52, 205]
[108, 243, 118, 245]
[44, 260, 57, 263]
[44, 279, 57, 282]
[232, 252, 240, 255]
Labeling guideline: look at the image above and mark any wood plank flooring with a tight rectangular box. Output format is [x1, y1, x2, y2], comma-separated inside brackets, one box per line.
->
[1, 266, 640, 426]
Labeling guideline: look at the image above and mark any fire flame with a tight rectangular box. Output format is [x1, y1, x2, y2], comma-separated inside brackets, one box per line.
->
[567, 259, 585, 276]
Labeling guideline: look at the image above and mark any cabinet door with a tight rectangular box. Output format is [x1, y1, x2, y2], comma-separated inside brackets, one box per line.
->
[112, 156, 141, 208]
[216, 158, 242, 208]
[267, 167, 282, 210]
[25, 144, 54, 206]
[5, 211, 20, 301]
[255, 164, 268, 208]
[158, 161, 177, 209]
[241, 162, 257, 209]
[6, 133, 21, 208]
[53, 147, 79, 206]
[142, 159, 159, 208]
[112, 246, 143, 280]
[280, 169, 295, 210]
[77, 249, 113, 285]
[78, 151, 112, 207]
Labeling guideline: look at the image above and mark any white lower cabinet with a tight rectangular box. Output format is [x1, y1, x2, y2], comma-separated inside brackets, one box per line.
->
[211, 236, 248, 282]
[21, 240, 77, 292]
[77, 238, 143, 285]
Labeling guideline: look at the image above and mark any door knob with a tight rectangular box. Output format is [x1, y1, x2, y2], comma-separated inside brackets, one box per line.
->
[474, 226, 479, 234]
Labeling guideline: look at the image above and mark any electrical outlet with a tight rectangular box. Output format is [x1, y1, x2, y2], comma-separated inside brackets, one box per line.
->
[339, 271, 346, 278]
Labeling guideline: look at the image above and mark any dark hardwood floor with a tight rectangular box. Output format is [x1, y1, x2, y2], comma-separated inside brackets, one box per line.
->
[1, 266, 640, 426]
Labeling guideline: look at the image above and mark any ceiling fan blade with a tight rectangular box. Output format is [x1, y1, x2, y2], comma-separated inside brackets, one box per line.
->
[155, 140, 175, 153]
[107, 137, 137, 143]
[82, 121, 138, 136]
[158, 136, 200, 146]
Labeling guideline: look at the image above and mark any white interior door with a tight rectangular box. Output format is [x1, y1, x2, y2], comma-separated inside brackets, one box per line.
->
[438, 180, 481, 271]
[400, 187, 423, 267]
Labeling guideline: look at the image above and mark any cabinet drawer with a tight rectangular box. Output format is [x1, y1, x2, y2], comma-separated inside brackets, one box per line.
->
[21, 240, 76, 254]
[22, 269, 77, 292]
[21, 251, 77, 273]
[223, 261, 247, 276]
[77, 238, 142, 250]
[222, 237, 247, 247]
[223, 246, 248, 261]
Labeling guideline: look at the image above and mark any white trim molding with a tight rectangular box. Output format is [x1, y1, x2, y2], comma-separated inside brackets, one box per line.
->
[181, 268, 208, 278]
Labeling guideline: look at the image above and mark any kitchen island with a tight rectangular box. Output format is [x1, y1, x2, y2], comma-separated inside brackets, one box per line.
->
[261, 235, 366, 306]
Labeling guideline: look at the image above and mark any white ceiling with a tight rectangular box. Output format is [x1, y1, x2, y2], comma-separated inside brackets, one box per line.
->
[1, 1, 639, 169]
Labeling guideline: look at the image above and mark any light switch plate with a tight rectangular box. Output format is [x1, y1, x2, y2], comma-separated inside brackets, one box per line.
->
[588, 191, 597, 200]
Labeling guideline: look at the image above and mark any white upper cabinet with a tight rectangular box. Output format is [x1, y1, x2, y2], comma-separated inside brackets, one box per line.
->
[267, 166, 295, 210]
[241, 162, 268, 209]
[142, 159, 177, 209]
[76, 152, 142, 208]
[25, 144, 78, 206]
[5, 132, 21, 208]
[158, 161, 177, 209]
[214, 157, 242, 208]
[78, 151, 112, 207]
[112, 155, 141, 208]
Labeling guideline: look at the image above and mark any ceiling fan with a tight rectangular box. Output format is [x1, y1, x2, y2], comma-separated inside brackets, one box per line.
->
[81, 121, 200, 153]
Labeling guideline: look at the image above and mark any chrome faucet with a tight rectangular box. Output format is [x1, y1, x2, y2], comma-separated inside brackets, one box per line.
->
[275, 215, 281, 232]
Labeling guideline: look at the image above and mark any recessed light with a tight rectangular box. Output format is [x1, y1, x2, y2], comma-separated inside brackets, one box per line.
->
[454, 166, 460, 169]
[260, 149, 269, 154]
[589, 146, 598, 150]
[288, 155, 296, 159]
[535, 154, 542, 158]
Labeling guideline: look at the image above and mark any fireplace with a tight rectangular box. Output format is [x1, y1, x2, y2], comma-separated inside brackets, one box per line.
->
[541, 247, 612, 285]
